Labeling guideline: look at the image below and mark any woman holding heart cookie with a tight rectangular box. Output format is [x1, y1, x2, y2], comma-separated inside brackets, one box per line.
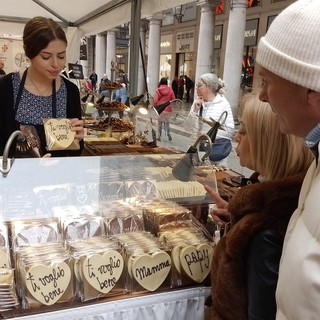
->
[0, 16, 84, 157]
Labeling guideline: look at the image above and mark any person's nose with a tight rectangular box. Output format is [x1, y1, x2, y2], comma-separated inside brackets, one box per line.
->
[50, 57, 60, 69]
[234, 131, 241, 142]
[259, 87, 268, 102]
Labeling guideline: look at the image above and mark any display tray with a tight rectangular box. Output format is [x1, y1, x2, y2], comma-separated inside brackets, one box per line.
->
[89, 126, 133, 132]
[84, 143, 179, 156]
[87, 117, 134, 132]
[95, 102, 127, 111]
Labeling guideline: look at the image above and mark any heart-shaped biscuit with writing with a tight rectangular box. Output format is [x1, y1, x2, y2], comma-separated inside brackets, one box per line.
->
[25, 262, 71, 306]
[179, 243, 213, 283]
[132, 251, 171, 291]
[44, 118, 75, 149]
[82, 251, 124, 294]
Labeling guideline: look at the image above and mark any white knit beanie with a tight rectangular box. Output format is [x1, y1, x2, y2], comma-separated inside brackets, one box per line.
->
[256, 0, 320, 92]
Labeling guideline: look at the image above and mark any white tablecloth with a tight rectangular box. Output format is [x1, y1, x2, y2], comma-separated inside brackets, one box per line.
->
[17, 287, 211, 320]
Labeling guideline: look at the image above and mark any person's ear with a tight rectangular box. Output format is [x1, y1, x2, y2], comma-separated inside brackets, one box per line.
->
[307, 89, 320, 107]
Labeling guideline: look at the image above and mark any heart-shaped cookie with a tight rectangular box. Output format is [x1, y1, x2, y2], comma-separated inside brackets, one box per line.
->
[64, 219, 102, 240]
[82, 251, 124, 294]
[44, 118, 75, 149]
[131, 251, 171, 291]
[171, 245, 183, 274]
[179, 243, 213, 283]
[25, 262, 71, 306]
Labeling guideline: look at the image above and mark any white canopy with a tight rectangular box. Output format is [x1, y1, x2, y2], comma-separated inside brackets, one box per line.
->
[0, 0, 194, 36]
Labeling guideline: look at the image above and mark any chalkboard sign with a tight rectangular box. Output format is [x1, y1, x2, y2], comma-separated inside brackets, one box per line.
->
[68, 63, 84, 79]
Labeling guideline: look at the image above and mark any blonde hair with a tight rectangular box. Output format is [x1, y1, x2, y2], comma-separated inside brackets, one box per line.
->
[239, 92, 313, 181]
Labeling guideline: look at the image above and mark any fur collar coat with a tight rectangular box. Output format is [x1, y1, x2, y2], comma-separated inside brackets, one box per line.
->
[210, 172, 306, 320]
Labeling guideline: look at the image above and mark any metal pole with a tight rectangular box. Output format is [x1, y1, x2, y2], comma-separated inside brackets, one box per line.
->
[128, 0, 142, 99]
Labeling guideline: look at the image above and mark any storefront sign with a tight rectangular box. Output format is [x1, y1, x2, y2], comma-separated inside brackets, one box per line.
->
[176, 31, 195, 53]
[160, 34, 172, 54]
[214, 25, 223, 50]
[244, 19, 259, 47]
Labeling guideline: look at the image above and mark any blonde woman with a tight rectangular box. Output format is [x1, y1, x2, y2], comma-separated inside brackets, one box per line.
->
[205, 92, 313, 320]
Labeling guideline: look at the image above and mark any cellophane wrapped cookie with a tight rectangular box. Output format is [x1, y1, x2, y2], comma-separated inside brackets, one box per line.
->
[0, 223, 20, 312]
[140, 199, 193, 235]
[98, 200, 144, 235]
[9, 219, 74, 309]
[43, 118, 80, 151]
[16, 244, 74, 309]
[112, 232, 172, 294]
[159, 225, 214, 288]
[67, 237, 126, 302]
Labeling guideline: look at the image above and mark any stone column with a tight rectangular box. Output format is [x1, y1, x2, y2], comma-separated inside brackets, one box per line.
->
[223, 0, 247, 120]
[95, 34, 106, 83]
[146, 13, 163, 98]
[194, 0, 215, 83]
[106, 29, 117, 81]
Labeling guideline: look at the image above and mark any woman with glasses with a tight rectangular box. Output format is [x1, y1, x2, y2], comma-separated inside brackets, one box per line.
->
[188, 73, 235, 163]
[204, 92, 313, 320]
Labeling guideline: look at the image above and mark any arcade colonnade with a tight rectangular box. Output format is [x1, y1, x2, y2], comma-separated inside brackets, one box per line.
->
[87, 0, 247, 117]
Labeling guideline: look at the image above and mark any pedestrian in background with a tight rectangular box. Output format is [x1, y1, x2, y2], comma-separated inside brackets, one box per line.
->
[113, 83, 127, 119]
[89, 70, 98, 91]
[177, 75, 184, 100]
[188, 73, 234, 163]
[184, 75, 194, 103]
[153, 77, 175, 142]
[171, 75, 178, 99]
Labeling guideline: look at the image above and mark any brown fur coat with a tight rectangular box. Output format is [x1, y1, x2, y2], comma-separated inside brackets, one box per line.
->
[210, 172, 306, 320]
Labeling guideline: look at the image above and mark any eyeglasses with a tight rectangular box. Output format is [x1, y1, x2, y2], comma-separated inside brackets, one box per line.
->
[196, 83, 206, 89]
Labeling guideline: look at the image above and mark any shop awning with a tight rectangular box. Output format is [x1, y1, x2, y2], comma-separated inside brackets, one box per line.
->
[0, 0, 195, 36]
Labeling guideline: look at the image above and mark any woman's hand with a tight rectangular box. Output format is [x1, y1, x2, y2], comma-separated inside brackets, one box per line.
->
[193, 98, 203, 112]
[69, 118, 84, 140]
[204, 184, 231, 226]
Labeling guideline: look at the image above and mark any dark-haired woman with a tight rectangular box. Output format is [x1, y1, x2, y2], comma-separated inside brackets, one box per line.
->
[0, 16, 84, 157]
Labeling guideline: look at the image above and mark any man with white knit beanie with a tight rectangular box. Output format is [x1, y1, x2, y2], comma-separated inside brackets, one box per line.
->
[256, 0, 320, 319]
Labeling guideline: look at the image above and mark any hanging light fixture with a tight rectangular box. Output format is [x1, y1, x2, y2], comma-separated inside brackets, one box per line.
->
[173, 5, 187, 23]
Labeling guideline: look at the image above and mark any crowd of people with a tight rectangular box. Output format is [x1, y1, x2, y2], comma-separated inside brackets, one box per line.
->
[171, 74, 194, 102]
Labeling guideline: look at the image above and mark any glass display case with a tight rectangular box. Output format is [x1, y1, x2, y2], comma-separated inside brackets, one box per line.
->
[0, 153, 240, 318]
[0, 153, 237, 221]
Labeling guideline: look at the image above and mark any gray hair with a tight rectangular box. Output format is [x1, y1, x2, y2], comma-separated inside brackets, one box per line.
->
[199, 73, 226, 94]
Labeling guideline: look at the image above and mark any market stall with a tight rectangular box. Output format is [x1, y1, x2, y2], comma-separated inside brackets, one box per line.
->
[0, 152, 241, 319]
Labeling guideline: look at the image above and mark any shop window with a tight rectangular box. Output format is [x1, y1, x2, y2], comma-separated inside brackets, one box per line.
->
[241, 47, 256, 91]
